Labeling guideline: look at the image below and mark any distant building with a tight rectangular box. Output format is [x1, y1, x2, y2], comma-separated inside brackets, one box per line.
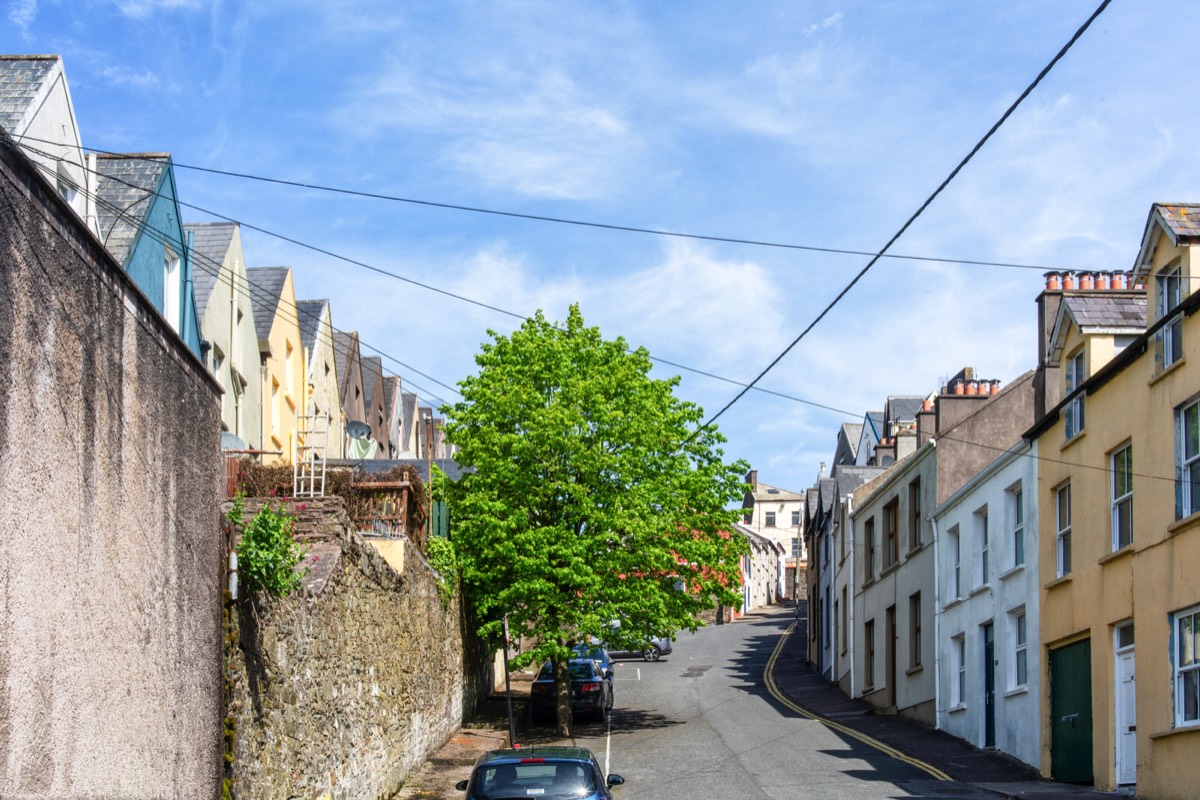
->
[247, 267, 304, 464]
[741, 469, 803, 600]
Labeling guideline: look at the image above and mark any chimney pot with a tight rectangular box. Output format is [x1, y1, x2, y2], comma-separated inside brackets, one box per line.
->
[1044, 271, 1062, 291]
[990, 379, 1001, 395]
[952, 380, 965, 396]
[1112, 272, 1127, 289]
[1079, 272, 1095, 290]
[1062, 271, 1078, 290]
[1095, 272, 1111, 290]
[966, 380, 979, 396]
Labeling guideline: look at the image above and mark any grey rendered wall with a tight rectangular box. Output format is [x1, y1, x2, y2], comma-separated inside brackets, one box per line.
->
[0, 138, 224, 797]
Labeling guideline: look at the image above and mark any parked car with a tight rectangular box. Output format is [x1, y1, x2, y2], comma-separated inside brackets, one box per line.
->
[603, 635, 673, 662]
[529, 659, 614, 721]
[455, 746, 624, 799]
[571, 642, 614, 682]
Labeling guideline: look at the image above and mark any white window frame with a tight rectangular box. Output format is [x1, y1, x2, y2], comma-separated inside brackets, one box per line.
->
[1173, 605, 1200, 728]
[977, 507, 990, 586]
[1010, 485, 1025, 567]
[952, 634, 966, 707]
[1179, 400, 1200, 520]
[950, 525, 961, 599]
[163, 246, 181, 332]
[1111, 444, 1133, 551]
[1012, 609, 1028, 689]
[792, 510, 801, 527]
[765, 511, 776, 528]
[1158, 266, 1183, 370]
[1065, 349, 1085, 439]
[1056, 483, 1072, 578]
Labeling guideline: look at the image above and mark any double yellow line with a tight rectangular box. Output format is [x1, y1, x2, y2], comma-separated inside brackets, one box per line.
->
[763, 623, 955, 782]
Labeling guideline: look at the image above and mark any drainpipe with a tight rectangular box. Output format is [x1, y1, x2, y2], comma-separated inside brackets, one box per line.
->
[929, 440, 943, 731]
[847, 493, 856, 699]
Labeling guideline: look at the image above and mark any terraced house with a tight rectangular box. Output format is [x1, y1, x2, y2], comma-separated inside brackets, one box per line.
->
[1027, 205, 1200, 798]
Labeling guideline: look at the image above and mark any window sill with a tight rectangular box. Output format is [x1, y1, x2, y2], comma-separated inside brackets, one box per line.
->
[906, 541, 928, 557]
[1060, 429, 1087, 452]
[905, 664, 924, 677]
[862, 576, 877, 590]
[969, 584, 992, 598]
[998, 564, 1025, 581]
[948, 704, 967, 714]
[943, 597, 965, 612]
[1149, 355, 1186, 387]
[1098, 545, 1135, 566]
[1044, 574, 1073, 590]
[1003, 686, 1029, 699]
[880, 561, 902, 579]
[1168, 511, 1200, 537]
[1150, 723, 1200, 741]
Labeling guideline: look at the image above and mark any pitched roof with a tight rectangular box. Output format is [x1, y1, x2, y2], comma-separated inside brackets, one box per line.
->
[246, 267, 290, 341]
[295, 299, 328, 358]
[183, 222, 236, 319]
[333, 330, 357, 387]
[752, 481, 804, 503]
[362, 355, 384, 409]
[1059, 293, 1147, 331]
[94, 153, 170, 267]
[886, 396, 925, 424]
[835, 465, 887, 498]
[0, 56, 58, 135]
[382, 375, 399, 415]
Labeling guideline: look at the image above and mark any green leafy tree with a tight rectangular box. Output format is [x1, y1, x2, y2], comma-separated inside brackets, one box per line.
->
[443, 305, 748, 734]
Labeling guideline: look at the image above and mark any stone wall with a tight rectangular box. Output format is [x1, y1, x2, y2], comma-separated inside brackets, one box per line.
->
[0, 135, 225, 796]
[225, 497, 491, 800]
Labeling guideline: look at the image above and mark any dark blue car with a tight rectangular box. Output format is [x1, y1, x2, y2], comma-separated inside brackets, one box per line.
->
[455, 746, 624, 799]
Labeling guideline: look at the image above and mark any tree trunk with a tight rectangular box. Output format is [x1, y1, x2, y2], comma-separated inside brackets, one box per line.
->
[554, 657, 573, 736]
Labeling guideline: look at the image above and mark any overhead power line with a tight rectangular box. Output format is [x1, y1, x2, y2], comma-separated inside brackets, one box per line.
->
[9, 135, 866, 419]
[14, 131, 1087, 274]
[693, 0, 1114, 436]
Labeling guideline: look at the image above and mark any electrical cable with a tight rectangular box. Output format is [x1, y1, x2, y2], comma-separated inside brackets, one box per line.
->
[693, 0, 1114, 436]
[10, 132, 1089, 274]
[9, 136, 867, 420]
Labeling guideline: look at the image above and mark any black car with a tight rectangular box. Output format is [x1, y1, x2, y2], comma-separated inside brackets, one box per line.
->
[455, 746, 624, 800]
[529, 658, 614, 721]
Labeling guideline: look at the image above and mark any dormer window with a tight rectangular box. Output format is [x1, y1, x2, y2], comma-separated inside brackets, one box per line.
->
[1065, 349, 1085, 440]
[1157, 267, 1183, 369]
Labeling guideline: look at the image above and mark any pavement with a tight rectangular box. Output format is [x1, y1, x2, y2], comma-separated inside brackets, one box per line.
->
[394, 604, 1128, 800]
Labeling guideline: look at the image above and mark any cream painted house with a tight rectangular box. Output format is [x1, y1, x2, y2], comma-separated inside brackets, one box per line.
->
[0, 55, 91, 227]
[741, 469, 803, 599]
[247, 267, 305, 465]
[1027, 205, 1200, 797]
[296, 299, 344, 460]
[186, 222, 261, 448]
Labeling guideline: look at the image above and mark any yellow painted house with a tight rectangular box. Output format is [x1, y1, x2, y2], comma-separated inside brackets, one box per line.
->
[247, 267, 305, 465]
[1027, 204, 1200, 798]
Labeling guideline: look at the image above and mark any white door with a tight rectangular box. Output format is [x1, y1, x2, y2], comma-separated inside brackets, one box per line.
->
[1115, 648, 1136, 785]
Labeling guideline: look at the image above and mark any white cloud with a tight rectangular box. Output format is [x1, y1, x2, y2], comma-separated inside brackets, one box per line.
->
[8, 0, 36, 37]
[113, 0, 203, 18]
[99, 64, 171, 91]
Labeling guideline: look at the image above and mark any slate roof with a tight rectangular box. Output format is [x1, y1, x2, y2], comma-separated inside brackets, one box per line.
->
[886, 396, 925, 424]
[362, 356, 385, 410]
[835, 465, 887, 498]
[184, 222, 236, 319]
[752, 481, 805, 503]
[841, 422, 863, 453]
[1060, 294, 1146, 330]
[326, 457, 471, 483]
[333, 330, 357, 388]
[818, 477, 836, 512]
[0, 56, 57, 135]
[295, 299, 328, 358]
[246, 267, 290, 342]
[1156, 204, 1200, 240]
[382, 375, 399, 417]
[94, 153, 170, 267]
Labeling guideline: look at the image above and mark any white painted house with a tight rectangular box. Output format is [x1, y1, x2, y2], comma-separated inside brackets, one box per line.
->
[934, 438, 1041, 768]
[741, 469, 804, 599]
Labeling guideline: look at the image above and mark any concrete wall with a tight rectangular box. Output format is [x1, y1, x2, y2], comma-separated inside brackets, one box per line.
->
[0, 134, 224, 797]
[225, 497, 491, 800]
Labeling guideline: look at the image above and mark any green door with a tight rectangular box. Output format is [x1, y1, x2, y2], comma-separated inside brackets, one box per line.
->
[1050, 639, 1094, 783]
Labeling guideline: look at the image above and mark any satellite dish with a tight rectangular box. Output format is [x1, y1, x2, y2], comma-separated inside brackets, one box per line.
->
[221, 432, 247, 451]
[347, 420, 372, 440]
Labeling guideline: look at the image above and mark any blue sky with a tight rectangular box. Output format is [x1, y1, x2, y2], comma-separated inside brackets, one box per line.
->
[6, 1, 1199, 494]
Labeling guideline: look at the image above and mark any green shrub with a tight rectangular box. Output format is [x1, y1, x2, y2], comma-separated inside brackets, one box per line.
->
[227, 494, 307, 599]
[425, 536, 457, 606]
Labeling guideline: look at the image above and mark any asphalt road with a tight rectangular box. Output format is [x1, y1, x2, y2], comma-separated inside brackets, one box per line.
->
[539, 607, 1000, 800]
